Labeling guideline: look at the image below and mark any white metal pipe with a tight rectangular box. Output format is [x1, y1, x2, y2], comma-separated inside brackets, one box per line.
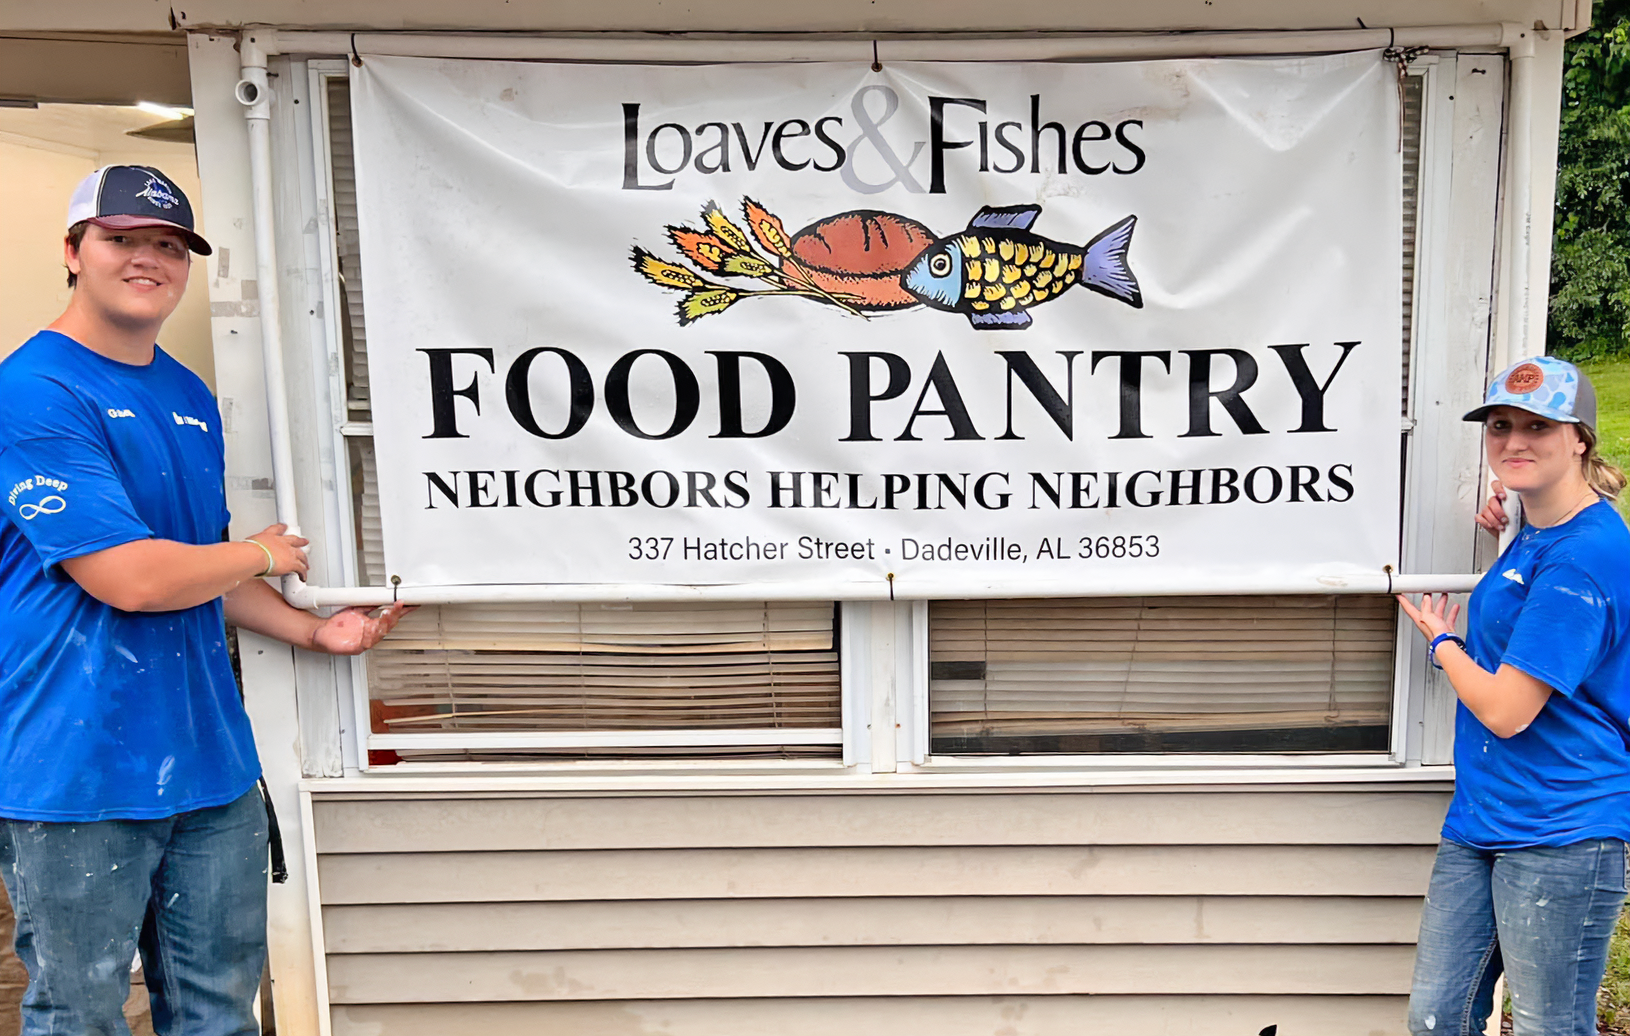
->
[1494, 22, 1536, 557]
[289, 572, 1481, 608]
[237, 33, 309, 601]
[253, 24, 1511, 62]
[1501, 24, 1538, 373]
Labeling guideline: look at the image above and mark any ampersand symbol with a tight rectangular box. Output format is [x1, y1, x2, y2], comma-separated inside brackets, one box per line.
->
[841, 85, 926, 195]
[17, 496, 66, 520]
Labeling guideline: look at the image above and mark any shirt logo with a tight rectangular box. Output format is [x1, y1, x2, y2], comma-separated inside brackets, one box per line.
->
[1501, 568, 1525, 585]
[7, 475, 68, 513]
[172, 411, 209, 433]
[135, 176, 180, 211]
[106, 408, 135, 419]
[17, 496, 66, 520]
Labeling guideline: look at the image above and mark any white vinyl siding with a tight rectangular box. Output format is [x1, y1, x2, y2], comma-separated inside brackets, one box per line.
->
[312, 787, 1448, 1036]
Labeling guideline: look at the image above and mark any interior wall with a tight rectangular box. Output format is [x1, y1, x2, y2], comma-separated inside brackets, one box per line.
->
[0, 106, 215, 389]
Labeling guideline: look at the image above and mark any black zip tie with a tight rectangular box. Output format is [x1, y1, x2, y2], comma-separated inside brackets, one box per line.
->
[886, 572, 895, 601]
[1384, 565, 1395, 595]
[872, 40, 882, 73]
[350, 33, 363, 67]
[258, 777, 289, 884]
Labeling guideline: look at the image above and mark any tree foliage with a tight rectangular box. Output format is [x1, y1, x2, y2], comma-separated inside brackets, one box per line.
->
[1550, 0, 1630, 358]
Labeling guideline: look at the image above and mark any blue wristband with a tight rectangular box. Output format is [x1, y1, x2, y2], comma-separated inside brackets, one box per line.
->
[1428, 632, 1466, 670]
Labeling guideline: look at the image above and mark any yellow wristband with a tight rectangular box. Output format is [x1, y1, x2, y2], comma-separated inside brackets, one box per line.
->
[244, 538, 276, 577]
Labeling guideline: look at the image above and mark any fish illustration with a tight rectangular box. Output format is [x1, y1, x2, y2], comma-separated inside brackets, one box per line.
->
[899, 205, 1141, 329]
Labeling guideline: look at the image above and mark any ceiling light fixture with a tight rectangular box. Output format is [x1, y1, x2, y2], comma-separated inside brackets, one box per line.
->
[136, 101, 194, 120]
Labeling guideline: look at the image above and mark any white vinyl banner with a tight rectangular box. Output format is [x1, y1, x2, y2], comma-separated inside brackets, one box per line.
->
[351, 52, 1402, 596]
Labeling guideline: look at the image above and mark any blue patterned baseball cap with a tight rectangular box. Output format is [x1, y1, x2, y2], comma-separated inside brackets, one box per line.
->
[1463, 356, 1597, 426]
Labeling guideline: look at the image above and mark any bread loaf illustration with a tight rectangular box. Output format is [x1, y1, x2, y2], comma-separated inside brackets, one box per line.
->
[788, 211, 936, 311]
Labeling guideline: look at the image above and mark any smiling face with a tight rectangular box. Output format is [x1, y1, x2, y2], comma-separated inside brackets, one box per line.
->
[65, 223, 191, 332]
[900, 240, 964, 310]
[1483, 405, 1588, 495]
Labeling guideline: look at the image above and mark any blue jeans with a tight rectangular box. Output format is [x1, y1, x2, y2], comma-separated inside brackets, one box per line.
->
[0, 789, 269, 1036]
[1408, 837, 1628, 1036]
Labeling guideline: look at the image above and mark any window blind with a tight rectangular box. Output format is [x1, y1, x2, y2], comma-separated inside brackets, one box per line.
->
[322, 76, 840, 759]
[929, 596, 1396, 754]
[368, 602, 840, 758]
[1401, 70, 1424, 414]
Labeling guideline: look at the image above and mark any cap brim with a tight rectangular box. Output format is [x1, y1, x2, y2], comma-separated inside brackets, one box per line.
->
[1462, 403, 1582, 424]
[87, 215, 212, 256]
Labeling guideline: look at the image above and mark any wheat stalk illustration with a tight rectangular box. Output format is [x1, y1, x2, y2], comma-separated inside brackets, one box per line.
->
[631, 199, 863, 325]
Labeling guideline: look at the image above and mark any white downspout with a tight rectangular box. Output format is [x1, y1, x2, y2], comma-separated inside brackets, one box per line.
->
[236, 33, 314, 606]
[1497, 21, 1536, 553]
[1500, 21, 1538, 373]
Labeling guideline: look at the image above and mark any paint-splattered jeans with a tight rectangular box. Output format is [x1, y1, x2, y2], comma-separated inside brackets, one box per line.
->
[0, 789, 268, 1036]
[1408, 837, 1627, 1036]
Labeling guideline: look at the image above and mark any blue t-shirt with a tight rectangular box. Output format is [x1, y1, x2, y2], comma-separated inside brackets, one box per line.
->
[1443, 500, 1630, 849]
[0, 330, 260, 821]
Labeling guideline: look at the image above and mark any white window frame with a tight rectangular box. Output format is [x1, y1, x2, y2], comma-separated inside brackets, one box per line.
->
[282, 51, 1494, 777]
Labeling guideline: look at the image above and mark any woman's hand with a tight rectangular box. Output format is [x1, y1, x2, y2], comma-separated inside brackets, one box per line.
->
[1474, 480, 1509, 536]
[309, 602, 413, 655]
[1396, 592, 1461, 640]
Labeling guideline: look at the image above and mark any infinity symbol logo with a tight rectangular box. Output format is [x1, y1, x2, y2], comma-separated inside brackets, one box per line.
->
[17, 496, 66, 520]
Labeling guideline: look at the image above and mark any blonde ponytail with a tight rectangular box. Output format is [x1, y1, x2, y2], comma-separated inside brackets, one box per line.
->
[1579, 423, 1627, 501]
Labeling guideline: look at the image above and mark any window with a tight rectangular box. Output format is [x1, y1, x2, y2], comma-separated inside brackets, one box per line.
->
[301, 57, 1455, 769]
[318, 73, 841, 763]
[929, 595, 1396, 754]
[923, 67, 1428, 759]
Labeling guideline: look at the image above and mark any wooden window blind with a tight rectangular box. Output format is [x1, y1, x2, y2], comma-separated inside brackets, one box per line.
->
[323, 76, 839, 759]
[929, 596, 1396, 754]
[1401, 70, 1424, 413]
[368, 602, 840, 760]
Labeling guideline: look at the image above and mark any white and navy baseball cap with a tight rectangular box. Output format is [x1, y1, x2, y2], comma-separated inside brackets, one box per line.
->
[66, 164, 212, 256]
[1464, 355, 1597, 427]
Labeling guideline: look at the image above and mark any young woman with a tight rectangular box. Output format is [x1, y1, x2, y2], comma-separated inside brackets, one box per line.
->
[1398, 355, 1629, 1036]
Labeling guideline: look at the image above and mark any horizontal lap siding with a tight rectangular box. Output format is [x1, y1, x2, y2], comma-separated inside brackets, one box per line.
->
[332, 995, 1415, 1036]
[319, 844, 1438, 901]
[322, 895, 1425, 952]
[311, 790, 1449, 850]
[312, 788, 1449, 1036]
[326, 944, 1416, 1002]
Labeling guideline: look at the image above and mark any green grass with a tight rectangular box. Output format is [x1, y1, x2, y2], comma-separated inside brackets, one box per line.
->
[1578, 357, 1630, 1031]
[1605, 903, 1630, 1033]
[1578, 356, 1630, 522]
[1500, 902, 1628, 1032]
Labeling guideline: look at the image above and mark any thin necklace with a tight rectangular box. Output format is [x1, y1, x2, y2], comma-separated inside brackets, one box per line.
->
[1532, 486, 1598, 529]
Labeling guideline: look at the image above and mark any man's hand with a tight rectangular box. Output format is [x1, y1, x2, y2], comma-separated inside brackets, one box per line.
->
[309, 602, 413, 655]
[246, 523, 310, 578]
[1474, 479, 1509, 536]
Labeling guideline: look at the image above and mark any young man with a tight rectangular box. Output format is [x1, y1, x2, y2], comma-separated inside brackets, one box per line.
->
[0, 165, 406, 1035]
